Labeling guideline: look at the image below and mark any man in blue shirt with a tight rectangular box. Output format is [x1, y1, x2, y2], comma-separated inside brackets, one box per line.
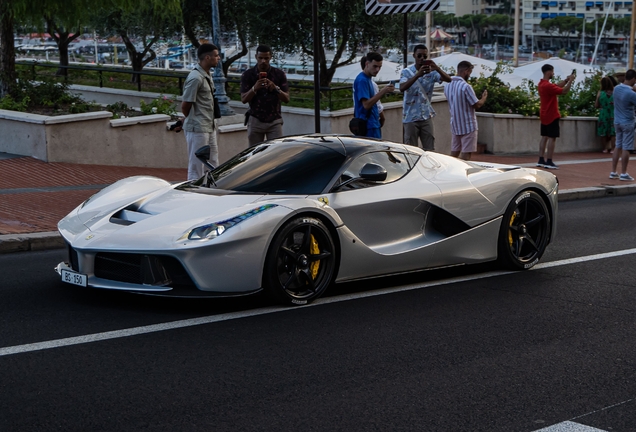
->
[399, 44, 451, 151]
[610, 69, 636, 181]
[353, 52, 395, 139]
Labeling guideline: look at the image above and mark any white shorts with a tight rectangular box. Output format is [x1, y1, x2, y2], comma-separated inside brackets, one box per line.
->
[451, 130, 478, 153]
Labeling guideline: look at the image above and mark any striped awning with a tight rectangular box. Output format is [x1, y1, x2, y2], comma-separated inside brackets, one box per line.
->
[365, 0, 440, 15]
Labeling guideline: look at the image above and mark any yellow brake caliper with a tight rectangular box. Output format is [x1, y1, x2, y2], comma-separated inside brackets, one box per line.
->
[508, 211, 517, 246]
[309, 234, 320, 280]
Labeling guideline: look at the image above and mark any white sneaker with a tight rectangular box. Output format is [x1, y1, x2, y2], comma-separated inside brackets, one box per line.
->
[609, 172, 619, 179]
[619, 173, 634, 181]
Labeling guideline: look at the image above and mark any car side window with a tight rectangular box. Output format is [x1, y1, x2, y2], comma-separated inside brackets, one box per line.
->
[336, 151, 410, 190]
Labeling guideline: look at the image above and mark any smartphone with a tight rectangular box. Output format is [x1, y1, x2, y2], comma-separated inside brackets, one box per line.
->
[423, 60, 433, 66]
[571, 68, 576, 75]
[389, 80, 395, 86]
[259, 72, 268, 79]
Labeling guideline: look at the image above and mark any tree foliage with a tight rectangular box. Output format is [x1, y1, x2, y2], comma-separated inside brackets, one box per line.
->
[90, 0, 182, 81]
[180, 0, 250, 77]
[245, 0, 403, 86]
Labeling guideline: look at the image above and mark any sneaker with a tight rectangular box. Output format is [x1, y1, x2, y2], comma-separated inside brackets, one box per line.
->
[609, 172, 619, 179]
[543, 160, 559, 170]
[536, 157, 545, 167]
[619, 173, 634, 181]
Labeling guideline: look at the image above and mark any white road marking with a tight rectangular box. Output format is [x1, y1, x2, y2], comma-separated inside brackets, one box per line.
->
[2, 248, 636, 358]
[533, 421, 607, 431]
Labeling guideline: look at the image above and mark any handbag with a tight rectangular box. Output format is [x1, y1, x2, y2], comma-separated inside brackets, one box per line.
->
[213, 96, 221, 119]
[349, 117, 368, 136]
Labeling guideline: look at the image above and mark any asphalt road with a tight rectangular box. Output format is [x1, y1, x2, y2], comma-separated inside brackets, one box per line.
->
[1, 196, 636, 432]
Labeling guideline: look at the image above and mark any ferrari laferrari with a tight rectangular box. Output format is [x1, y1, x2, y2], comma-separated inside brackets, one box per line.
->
[56, 134, 558, 305]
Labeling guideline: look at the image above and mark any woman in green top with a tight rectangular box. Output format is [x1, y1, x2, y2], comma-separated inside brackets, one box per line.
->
[595, 76, 615, 154]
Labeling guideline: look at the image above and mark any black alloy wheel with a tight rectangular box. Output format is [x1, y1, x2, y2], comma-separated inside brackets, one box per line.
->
[264, 216, 336, 305]
[497, 190, 551, 270]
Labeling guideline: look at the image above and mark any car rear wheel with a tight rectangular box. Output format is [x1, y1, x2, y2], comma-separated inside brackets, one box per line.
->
[264, 216, 337, 305]
[497, 190, 551, 270]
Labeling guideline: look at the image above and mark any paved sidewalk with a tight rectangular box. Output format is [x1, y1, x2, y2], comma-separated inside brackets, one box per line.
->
[1, 151, 635, 253]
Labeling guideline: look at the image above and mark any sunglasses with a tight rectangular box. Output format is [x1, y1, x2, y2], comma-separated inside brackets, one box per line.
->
[415, 54, 428, 59]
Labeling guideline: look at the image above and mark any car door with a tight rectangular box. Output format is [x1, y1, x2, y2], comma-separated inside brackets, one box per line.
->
[322, 150, 443, 279]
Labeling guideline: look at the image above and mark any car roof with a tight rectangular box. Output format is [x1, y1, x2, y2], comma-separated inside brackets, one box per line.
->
[273, 134, 420, 158]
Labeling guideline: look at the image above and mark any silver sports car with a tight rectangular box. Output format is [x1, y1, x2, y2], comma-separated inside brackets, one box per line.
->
[56, 134, 558, 305]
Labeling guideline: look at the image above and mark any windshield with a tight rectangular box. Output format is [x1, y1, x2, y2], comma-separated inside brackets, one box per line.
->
[205, 142, 346, 194]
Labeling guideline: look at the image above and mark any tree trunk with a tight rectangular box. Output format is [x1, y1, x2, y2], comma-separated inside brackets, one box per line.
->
[46, 21, 80, 77]
[0, 3, 16, 97]
[222, 29, 247, 78]
[49, 29, 80, 77]
[121, 33, 157, 83]
[57, 42, 70, 76]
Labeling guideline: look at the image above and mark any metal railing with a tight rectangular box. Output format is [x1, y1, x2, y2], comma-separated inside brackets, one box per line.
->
[14, 60, 388, 111]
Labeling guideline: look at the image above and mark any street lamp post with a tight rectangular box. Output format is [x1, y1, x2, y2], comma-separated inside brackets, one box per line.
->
[211, 0, 234, 116]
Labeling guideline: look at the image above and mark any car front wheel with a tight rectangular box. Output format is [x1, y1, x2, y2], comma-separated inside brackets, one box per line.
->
[497, 190, 551, 270]
[264, 216, 337, 306]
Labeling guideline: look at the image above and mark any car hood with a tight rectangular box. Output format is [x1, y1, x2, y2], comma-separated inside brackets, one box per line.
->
[60, 184, 278, 249]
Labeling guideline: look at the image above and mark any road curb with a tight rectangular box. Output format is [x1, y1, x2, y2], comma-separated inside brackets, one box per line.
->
[0, 232, 64, 254]
[2, 185, 636, 254]
[558, 184, 636, 201]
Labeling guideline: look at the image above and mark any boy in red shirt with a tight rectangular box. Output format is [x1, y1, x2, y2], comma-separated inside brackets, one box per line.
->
[537, 64, 574, 169]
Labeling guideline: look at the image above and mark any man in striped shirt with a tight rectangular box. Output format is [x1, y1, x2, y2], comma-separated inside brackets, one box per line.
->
[443, 61, 488, 161]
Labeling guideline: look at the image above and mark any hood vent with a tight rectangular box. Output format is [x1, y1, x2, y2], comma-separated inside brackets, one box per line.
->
[109, 208, 153, 226]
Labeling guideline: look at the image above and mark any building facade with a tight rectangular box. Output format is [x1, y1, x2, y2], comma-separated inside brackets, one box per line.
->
[437, 0, 632, 52]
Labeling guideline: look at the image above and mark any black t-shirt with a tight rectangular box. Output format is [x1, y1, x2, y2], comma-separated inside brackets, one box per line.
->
[240, 66, 289, 123]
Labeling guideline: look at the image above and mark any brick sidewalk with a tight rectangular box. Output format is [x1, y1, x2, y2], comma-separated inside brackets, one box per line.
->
[0, 151, 628, 235]
[0, 157, 185, 235]
[474, 152, 619, 191]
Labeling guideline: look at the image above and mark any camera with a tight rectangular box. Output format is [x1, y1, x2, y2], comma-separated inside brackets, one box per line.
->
[168, 120, 183, 132]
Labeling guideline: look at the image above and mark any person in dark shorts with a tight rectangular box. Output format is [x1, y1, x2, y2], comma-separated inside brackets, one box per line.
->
[537, 64, 574, 169]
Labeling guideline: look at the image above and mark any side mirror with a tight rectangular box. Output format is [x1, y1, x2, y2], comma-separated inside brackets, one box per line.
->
[195, 145, 210, 162]
[195, 145, 215, 171]
[359, 163, 387, 182]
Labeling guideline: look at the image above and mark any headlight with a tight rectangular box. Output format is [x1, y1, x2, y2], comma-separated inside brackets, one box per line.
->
[181, 204, 277, 241]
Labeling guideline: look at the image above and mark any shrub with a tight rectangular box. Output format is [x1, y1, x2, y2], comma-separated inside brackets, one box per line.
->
[105, 101, 137, 119]
[469, 62, 603, 118]
[139, 95, 177, 117]
[0, 73, 99, 115]
[0, 94, 30, 112]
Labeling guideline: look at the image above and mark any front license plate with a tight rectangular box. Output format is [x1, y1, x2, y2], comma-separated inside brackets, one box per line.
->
[61, 269, 87, 287]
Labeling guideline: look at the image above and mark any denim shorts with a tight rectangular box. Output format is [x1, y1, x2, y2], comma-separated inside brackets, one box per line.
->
[615, 123, 635, 151]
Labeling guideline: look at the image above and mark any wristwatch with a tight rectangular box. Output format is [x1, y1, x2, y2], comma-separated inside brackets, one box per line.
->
[275, 86, 281, 94]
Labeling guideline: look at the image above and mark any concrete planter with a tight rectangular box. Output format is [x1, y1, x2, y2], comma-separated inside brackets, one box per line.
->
[476, 112, 599, 154]
[0, 109, 189, 168]
[0, 88, 600, 168]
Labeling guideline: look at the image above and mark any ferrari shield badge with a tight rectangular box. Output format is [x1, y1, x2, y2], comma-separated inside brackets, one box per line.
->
[317, 196, 329, 206]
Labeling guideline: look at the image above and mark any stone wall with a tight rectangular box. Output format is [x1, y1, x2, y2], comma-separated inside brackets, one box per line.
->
[0, 88, 600, 168]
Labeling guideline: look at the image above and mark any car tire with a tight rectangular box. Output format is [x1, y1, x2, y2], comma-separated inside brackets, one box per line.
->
[264, 216, 337, 306]
[497, 190, 551, 270]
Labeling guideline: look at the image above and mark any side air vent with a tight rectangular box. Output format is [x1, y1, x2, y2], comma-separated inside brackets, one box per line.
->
[429, 206, 471, 238]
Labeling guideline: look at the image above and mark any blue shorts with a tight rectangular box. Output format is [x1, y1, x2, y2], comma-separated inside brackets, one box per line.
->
[615, 123, 635, 151]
